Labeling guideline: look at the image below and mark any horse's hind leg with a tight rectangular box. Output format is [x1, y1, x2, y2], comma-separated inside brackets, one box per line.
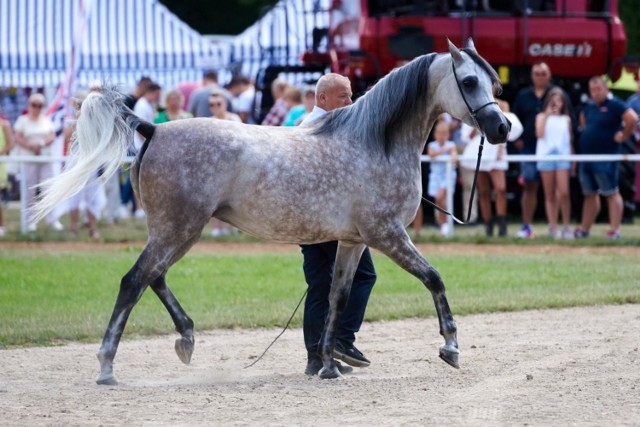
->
[96, 234, 201, 385]
[368, 226, 459, 368]
[318, 242, 366, 379]
[96, 245, 164, 385]
[149, 234, 203, 365]
[151, 274, 195, 364]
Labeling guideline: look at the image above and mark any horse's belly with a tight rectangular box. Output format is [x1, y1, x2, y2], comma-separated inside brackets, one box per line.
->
[217, 204, 360, 245]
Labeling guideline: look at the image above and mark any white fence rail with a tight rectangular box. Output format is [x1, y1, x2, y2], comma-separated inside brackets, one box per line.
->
[2, 154, 640, 235]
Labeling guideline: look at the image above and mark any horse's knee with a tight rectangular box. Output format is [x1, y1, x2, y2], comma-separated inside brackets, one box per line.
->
[117, 270, 146, 304]
[334, 285, 351, 312]
[424, 267, 445, 293]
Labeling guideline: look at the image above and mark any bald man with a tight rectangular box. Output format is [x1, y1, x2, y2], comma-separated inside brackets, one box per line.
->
[298, 73, 377, 376]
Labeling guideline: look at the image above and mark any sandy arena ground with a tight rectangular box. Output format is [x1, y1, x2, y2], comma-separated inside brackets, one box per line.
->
[1, 243, 639, 426]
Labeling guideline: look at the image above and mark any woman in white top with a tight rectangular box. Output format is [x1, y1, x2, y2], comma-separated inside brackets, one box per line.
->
[13, 93, 62, 231]
[460, 99, 522, 237]
[535, 87, 574, 239]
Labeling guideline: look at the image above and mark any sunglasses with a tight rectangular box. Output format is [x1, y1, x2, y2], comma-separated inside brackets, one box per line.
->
[209, 102, 223, 107]
[30, 103, 44, 108]
[533, 71, 548, 77]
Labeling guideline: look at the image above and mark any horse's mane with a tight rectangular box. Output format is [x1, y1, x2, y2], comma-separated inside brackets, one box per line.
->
[312, 53, 437, 156]
[312, 48, 502, 156]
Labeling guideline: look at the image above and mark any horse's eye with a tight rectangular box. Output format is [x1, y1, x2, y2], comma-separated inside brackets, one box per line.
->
[462, 76, 478, 89]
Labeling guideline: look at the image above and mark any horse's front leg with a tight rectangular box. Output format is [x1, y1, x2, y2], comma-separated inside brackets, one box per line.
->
[150, 274, 195, 364]
[369, 226, 459, 368]
[318, 242, 366, 379]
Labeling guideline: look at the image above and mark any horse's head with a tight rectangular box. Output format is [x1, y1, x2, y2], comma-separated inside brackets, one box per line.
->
[445, 39, 511, 144]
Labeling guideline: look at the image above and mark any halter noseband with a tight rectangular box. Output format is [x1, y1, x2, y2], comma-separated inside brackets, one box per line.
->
[451, 57, 497, 125]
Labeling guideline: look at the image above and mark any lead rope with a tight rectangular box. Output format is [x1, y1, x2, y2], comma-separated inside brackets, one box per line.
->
[422, 135, 484, 225]
[244, 288, 308, 368]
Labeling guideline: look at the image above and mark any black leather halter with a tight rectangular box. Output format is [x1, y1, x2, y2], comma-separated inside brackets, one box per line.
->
[451, 58, 498, 126]
[420, 56, 498, 225]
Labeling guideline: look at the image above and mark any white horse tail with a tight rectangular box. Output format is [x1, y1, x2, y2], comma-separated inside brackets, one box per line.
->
[34, 86, 154, 223]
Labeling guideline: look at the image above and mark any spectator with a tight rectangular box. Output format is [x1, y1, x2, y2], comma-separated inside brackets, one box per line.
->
[154, 89, 193, 124]
[64, 93, 106, 239]
[13, 93, 63, 232]
[260, 78, 290, 126]
[513, 62, 573, 238]
[187, 70, 233, 118]
[208, 93, 240, 237]
[460, 100, 522, 237]
[227, 75, 257, 124]
[626, 78, 640, 142]
[280, 87, 304, 126]
[124, 76, 152, 110]
[426, 120, 458, 238]
[626, 79, 640, 204]
[535, 87, 574, 239]
[298, 73, 376, 376]
[291, 86, 316, 126]
[209, 93, 241, 122]
[0, 112, 14, 237]
[131, 82, 161, 218]
[575, 76, 638, 239]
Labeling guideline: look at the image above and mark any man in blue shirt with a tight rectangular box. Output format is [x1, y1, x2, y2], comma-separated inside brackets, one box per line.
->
[575, 76, 638, 239]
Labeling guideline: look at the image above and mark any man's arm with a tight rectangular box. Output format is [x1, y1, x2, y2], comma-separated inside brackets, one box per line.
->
[614, 108, 639, 143]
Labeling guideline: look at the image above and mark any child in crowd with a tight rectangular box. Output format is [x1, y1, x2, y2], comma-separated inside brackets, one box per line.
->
[427, 120, 458, 237]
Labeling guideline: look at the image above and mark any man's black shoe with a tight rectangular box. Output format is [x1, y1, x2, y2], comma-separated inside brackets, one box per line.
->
[333, 341, 371, 368]
[304, 357, 353, 376]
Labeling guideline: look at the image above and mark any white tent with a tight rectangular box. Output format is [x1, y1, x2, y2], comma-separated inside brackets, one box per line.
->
[0, 0, 229, 89]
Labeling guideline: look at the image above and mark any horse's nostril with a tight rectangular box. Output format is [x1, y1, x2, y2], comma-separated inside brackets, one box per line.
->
[498, 123, 508, 136]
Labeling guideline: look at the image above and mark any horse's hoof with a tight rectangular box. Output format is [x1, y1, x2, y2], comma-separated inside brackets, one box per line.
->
[318, 366, 343, 379]
[175, 336, 194, 364]
[439, 344, 460, 369]
[96, 373, 118, 386]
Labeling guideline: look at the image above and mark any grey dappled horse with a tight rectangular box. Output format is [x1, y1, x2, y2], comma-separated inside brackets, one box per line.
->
[35, 39, 510, 384]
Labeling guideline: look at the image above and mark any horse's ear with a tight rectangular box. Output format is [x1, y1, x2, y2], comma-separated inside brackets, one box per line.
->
[448, 38, 464, 65]
[466, 38, 478, 53]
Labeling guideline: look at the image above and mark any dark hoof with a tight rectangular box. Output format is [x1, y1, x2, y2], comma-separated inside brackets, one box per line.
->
[439, 345, 460, 369]
[318, 366, 343, 379]
[175, 336, 195, 365]
[96, 374, 118, 385]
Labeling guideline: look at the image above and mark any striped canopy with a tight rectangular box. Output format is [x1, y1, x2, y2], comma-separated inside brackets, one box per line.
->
[0, 0, 229, 89]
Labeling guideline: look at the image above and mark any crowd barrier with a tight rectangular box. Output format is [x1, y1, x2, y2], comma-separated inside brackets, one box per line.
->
[2, 153, 640, 235]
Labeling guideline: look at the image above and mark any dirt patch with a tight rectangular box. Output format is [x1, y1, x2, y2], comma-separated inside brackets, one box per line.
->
[1, 304, 639, 426]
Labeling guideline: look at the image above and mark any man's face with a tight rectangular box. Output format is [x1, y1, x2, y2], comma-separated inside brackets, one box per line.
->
[589, 80, 608, 104]
[320, 81, 353, 112]
[531, 64, 551, 88]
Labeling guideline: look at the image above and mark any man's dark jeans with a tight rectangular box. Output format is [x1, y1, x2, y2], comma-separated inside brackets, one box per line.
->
[300, 241, 376, 355]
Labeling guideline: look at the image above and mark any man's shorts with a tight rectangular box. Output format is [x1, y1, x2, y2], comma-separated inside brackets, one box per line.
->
[578, 161, 619, 196]
[520, 150, 539, 183]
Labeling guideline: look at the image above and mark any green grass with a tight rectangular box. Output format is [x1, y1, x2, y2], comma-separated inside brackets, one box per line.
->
[1, 246, 638, 348]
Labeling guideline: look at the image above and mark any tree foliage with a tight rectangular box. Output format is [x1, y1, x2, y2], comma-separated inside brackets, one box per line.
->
[619, 0, 639, 56]
[159, 0, 279, 35]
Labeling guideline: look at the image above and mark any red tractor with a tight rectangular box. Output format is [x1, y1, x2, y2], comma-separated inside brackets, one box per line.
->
[300, 0, 628, 105]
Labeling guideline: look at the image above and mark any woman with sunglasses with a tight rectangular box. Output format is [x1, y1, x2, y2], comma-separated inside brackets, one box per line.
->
[208, 92, 240, 237]
[209, 92, 241, 122]
[13, 93, 63, 231]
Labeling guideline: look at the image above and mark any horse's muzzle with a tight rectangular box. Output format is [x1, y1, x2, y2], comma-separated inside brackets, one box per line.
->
[479, 109, 511, 144]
